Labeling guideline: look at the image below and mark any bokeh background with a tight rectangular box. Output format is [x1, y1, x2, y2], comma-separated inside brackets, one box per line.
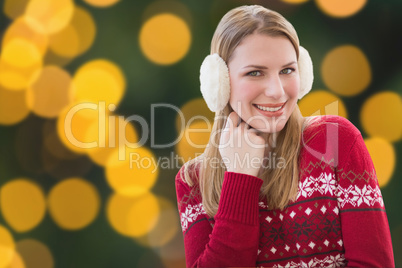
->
[0, 0, 401, 267]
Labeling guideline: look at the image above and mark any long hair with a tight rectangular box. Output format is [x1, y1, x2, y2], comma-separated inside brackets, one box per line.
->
[182, 5, 309, 217]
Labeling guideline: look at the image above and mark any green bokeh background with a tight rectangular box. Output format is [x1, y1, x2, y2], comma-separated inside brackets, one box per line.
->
[0, 0, 401, 267]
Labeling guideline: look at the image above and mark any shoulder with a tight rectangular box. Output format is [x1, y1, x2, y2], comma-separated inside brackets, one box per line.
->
[301, 115, 362, 167]
[304, 115, 361, 138]
[302, 115, 361, 149]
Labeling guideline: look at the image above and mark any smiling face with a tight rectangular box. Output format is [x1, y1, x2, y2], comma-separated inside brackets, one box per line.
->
[228, 33, 300, 133]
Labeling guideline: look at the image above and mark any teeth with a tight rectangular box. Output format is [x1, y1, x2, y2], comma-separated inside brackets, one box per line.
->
[256, 104, 283, 112]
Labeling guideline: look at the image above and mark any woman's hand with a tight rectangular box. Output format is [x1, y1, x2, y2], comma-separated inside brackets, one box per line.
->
[219, 111, 266, 177]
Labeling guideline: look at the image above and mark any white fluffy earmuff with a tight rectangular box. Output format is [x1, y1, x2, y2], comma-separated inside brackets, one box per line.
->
[199, 46, 314, 112]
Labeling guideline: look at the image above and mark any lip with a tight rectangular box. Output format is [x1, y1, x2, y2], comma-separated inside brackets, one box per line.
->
[253, 102, 286, 117]
[254, 102, 286, 108]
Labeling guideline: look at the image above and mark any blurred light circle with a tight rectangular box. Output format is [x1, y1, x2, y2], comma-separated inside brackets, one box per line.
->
[142, 1, 193, 27]
[0, 59, 42, 91]
[73, 60, 126, 107]
[298, 90, 348, 118]
[83, 0, 120, 8]
[282, 0, 309, 3]
[175, 98, 214, 134]
[360, 91, 402, 142]
[106, 147, 158, 197]
[0, 225, 15, 267]
[158, 230, 186, 260]
[86, 116, 138, 166]
[42, 147, 93, 180]
[43, 49, 74, 67]
[2, 17, 48, 56]
[49, 6, 96, 58]
[48, 178, 100, 230]
[7, 250, 25, 268]
[43, 120, 81, 160]
[26, 66, 74, 118]
[16, 239, 53, 268]
[24, 0, 75, 34]
[315, 0, 367, 18]
[0, 86, 30, 125]
[139, 13, 191, 65]
[135, 196, 179, 248]
[107, 192, 160, 237]
[0, 179, 46, 232]
[57, 102, 100, 154]
[322, 45, 371, 96]
[176, 120, 211, 164]
[4, 0, 30, 19]
[364, 137, 395, 188]
[1, 38, 42, 68]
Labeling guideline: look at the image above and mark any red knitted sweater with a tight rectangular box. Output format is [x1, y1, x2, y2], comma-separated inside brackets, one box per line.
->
[175, 115, 394, 267]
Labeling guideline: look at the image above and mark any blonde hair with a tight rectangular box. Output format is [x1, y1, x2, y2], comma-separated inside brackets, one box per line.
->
[182, 5, 308, 217]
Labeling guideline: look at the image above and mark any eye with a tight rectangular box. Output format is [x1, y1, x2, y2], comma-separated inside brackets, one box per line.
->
[280, 68, 295, 74]
[247, 71, 261, 77]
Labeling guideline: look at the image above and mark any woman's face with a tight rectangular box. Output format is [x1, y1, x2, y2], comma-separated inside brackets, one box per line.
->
[228, 34, 300, 133]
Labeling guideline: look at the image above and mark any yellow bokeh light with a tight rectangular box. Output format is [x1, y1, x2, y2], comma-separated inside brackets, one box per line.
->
[16, 239, 53, 268]
[0, 225, 15, 268]
[43, 120, 81, 160]
[106, 147, 159, 197]
[83, 0, 120, 7]
[57, 102, 101, 154]
[298, 90, 348, 118]
[315, 0, 367, 18]
[106, 192, 160, 237]
[0, 179, 46, 232]
[135, 196, 179, 248]
[139, 13, 191, 65]
[322, 45, 371, 96]
[86, 116, 138, 166]
[282, 0, 309, 4]
[364, 137, 395, 188]
[0, 86, 30, 125]
[24, 0, 74, 34]
[176, 98, 215, 134]
[3, 17, 48, 56]
[158, 231, 186, 260]
[360, 91, 402, 142]
[49, 6, 96, 58]
[1, 38, 42, 68]
[142, 1, 193, 27]
[42, 146, 93, 180]
[6, 250, 25, 268]
[0, 59, 42, 91]
[26, 66, 74, 118]
[4, 0, 30, 19]
[176, 120, 211, 163]
[73, 60, 126, 107]
[48, 178, 100, 230]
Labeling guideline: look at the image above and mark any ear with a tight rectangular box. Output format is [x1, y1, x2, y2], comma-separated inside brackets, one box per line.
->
[199, 53, 230, 112]
[298, 46, 314, 99]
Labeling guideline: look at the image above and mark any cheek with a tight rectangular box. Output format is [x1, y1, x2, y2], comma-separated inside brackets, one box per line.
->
[229, 79, 259, 102]
[286, 76, 300, 98]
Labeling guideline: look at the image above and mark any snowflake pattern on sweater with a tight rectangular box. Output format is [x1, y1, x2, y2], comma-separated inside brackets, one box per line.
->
[175, 115, 394, 268]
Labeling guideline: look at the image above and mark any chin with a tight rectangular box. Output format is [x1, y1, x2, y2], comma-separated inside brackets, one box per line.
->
[251, 120, 286, 134]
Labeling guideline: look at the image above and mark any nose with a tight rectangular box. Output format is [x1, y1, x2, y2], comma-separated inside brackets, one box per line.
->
[264, 74, 285, 99]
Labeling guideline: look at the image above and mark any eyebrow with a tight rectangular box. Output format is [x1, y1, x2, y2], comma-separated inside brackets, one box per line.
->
[242, 61, 297, 69]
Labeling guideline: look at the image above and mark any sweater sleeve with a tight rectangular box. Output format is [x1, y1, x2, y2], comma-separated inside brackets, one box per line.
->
[175, 169, 263, 267]
[336, 128, 394, 267]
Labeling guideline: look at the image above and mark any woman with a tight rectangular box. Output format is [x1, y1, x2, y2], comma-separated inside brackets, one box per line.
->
[175, 5, 394, 267]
